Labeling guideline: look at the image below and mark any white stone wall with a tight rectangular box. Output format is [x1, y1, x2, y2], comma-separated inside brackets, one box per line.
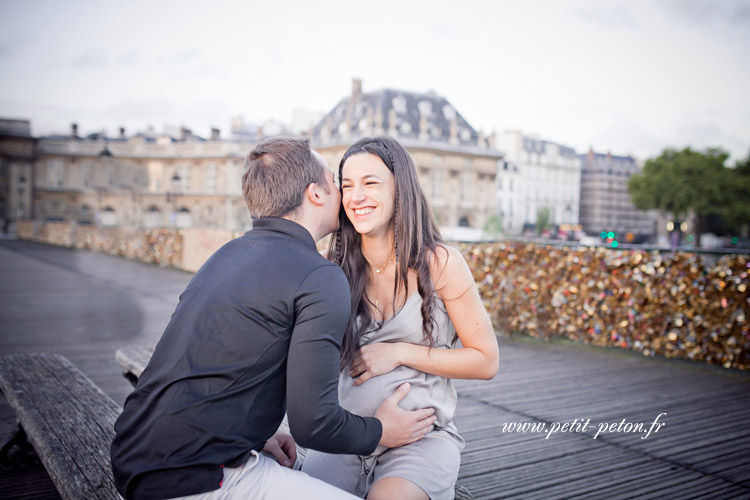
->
[496, 131, 582, 234]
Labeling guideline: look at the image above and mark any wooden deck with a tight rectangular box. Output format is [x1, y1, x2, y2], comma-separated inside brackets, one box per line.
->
[1, 239, 749, 499]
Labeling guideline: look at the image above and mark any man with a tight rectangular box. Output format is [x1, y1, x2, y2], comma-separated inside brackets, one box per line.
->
[111, 137, 436, 500]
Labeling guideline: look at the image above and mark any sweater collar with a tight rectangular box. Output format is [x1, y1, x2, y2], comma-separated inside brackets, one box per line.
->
[247, 217, 317, 250]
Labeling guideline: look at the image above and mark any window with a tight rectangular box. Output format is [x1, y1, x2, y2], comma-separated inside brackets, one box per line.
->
[48, 159, 64, 187]
[101, 206, 117, 227]
[205, 164, 217, 193]
[82, 161, 91, 186]
[460, 172, 472, 202]
[176, 207, 192, 228]
[144, 206, 162, 228]
[177, 164, 190, 191]
[431, 169, 443, 199]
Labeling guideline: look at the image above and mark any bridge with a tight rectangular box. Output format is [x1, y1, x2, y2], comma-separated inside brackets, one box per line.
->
[1, 239, 748, 499]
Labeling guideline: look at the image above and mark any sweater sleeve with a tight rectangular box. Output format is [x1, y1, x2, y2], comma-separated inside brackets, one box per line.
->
[285, 264, 382, 455]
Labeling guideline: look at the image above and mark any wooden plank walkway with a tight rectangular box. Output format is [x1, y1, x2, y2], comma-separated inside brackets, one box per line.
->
[1, 239, 749, 499]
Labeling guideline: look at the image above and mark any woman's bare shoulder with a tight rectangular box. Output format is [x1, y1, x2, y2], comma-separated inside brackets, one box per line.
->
[430, 244, 472, 294]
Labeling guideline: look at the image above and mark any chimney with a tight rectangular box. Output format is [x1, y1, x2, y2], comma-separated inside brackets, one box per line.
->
[374, 106, 384, 135]
[487, 130, 496, 149]
[364, 106, 374, 136]
[180, 127, 191, 141]
[71, 122, 79, 138]
[211, 127, 220, 140]
[119, 126, 126, 139]
[351, 78, 363, 100]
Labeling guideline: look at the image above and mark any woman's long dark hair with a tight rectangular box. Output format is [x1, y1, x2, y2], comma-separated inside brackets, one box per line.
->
[329, 136, 446, 370]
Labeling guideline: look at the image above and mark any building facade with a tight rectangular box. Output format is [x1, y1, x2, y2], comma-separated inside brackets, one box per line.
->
[578, 149, 656, 242]
[495, 131, 582, 235]
[0, 119, 36, 232]
[311, 79, 503, 240]
[28, 125, 254, 231]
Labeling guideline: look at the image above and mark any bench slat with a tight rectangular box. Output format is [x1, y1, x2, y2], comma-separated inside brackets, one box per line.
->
[114, 346, 154, 379]
[0, 353, 121, 500]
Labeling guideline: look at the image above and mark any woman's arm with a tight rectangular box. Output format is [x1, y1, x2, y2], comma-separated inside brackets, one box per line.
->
[350, 245, 499, 384]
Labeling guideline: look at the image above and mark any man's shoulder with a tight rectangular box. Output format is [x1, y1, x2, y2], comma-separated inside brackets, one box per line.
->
[297, 258, 348, 290]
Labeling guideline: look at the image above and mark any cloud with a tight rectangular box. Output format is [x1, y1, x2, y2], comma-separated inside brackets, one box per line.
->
[156, 49, 200, 65]
[100, 96, 234, 136]
[166, 65, 231, 80]
[116, 52, 138, 66]
[673, 121, 749, 160]
[71, 47, 109, 69]
[573, 4, 638, 28]
[590, 118, 666, 159]
[660, 0, 750, 26]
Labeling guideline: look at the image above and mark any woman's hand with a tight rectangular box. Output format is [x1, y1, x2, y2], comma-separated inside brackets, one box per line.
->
[262, 431, 297, 468]
[349, 342, 406, 385]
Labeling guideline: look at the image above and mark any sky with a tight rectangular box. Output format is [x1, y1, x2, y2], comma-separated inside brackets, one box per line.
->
[1, 0, 749, 161]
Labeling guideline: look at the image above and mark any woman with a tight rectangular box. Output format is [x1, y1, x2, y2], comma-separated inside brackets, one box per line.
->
[302, 136, 499, 500]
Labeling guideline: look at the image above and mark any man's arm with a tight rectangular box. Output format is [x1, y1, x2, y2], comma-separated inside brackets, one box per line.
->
[285, 265, 382, 455]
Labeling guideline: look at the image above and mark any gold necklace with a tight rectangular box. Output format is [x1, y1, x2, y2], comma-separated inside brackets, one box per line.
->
[363, 251, 394, 313]
[363, 252, 395, 274]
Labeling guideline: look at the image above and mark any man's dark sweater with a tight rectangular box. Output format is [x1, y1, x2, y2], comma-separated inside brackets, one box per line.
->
[110, 217, 382, 500]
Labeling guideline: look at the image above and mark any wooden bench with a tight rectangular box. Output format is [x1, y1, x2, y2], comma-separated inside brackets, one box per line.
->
[116, 345, 473, 500]
[0, 353, 121, 500]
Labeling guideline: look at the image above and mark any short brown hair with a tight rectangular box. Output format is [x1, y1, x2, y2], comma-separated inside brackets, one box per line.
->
[242, 137, 327, 218]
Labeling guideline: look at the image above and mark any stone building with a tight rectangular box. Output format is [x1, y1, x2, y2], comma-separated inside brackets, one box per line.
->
[495, 130, 582, 235]
[30, 124, 254, 230]
[311, 79, 503, 240]
[0, 119, 35, 233]
[578, 149, 656, 242]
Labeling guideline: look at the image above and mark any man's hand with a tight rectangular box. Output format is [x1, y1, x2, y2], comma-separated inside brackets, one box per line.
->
[349, 342, 404, 385]
[262, 431, 297, 468]
[374, 383, 436, 448]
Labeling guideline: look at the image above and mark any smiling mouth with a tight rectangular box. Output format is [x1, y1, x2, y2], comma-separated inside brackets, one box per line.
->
[353, 207, 374, 216]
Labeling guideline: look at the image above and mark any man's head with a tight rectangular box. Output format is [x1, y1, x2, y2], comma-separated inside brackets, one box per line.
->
[242, 137, 331, 218]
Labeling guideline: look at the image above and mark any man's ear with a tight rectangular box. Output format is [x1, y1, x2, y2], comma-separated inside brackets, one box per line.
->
[306, 182, 325, 207]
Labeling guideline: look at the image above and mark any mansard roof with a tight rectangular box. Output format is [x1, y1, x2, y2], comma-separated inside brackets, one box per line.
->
[522, 135, 578, 158]
[312, 82, 500, 157]
[580, 150, 638, 173]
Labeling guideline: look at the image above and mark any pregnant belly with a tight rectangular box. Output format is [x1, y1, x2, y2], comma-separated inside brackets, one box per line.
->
[339, 365, 456, 430]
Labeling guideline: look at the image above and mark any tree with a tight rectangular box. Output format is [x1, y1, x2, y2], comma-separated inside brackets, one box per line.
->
[483, 214, 503, 239]
[628, 147, 734, 246]
[536, 207, 551, 236]
[723, 154, 750, 237]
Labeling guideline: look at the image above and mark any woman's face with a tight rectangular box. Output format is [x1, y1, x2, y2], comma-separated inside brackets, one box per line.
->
[341, 153, 396, 239]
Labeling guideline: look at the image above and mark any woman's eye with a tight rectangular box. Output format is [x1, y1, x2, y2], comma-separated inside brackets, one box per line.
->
[342, 184, 353, 190]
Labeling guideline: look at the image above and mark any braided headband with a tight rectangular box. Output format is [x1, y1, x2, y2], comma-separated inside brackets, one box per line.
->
[373, 138, 396, 173]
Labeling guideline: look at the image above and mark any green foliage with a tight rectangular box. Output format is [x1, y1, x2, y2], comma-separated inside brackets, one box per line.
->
[628, 147, 749, 236]
[483, 214, 503, 237]
[628, 147, 728, 217]
[536, 207, 551, 235]
[723, 154, 750, 232]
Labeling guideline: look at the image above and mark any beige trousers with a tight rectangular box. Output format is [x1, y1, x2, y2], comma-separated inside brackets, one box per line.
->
[171, 451, 360, 500]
